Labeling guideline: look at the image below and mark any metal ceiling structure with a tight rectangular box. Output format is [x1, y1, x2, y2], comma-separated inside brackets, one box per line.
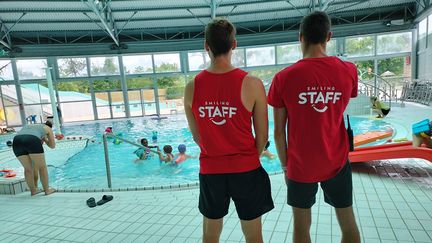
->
[0, 0, 431, 57]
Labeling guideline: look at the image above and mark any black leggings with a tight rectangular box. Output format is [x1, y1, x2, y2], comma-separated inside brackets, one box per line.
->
[12, 135, 44, 157]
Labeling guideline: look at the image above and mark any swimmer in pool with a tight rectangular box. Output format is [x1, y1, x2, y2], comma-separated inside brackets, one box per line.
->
[158, 145, 174, 163]
[174, 144, 196, 164]
[134, 138, 158, 162]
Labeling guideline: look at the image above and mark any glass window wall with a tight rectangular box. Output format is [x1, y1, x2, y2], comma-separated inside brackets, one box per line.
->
[123, 55, 153, 74]
[57, 58, 88, 78]
[0, 60, 14, 80]
[345, 36, 374, 57]
[327, 40, 337, 56]
[428, 14, 432, 47]
[378, 56, 411, 98]
[90, 56, 120, 76]
[157, 75, 185, 115]
[419, 18, 427, 51]
[0, 85, 21, 126]
[246, 47, 275, 66]
[377, 32, 412, 55]
[16, 59, 47, 80]
[0, 30, 415, 126]
[276, 43, 301, 64]
[56, 80, 94, 122]
[188, 51, 208, 71]
[154, 53, 181, 73]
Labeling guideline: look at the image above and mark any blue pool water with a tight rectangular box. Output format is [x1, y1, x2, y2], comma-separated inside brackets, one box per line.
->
[36, 115, 392, 189]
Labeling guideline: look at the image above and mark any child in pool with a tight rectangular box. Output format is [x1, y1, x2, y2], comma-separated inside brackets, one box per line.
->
[261, 141, 276, 159]
[105, 127, 113, 133]
[158, 145, 174, 163]
[174, 144, 196, 164]
[134, 138, 158, 161]
[152, 131, 158, 143]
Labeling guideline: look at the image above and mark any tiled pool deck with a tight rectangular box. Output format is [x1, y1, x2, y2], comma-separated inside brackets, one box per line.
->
[0, 102, 431, 243]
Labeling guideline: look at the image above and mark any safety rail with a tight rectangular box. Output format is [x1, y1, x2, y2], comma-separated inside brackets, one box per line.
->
[357, 80, 392, 108]
[400, 79, 432, 106]
[358, 70, 395, 107]
[102, 133, 159, 188]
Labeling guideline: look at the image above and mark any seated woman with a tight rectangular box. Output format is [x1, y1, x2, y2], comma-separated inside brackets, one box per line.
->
[370, 96, 390, 118]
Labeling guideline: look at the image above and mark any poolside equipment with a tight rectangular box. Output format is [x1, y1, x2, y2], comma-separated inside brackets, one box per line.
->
[349, 141, 432, 163]
[412, 119, 432, 138]
[86, 197, 96, 208]
[96, 195, 113, 205]
[134, 148, 151, 159]
[393, 137, 408, 142]
[0, 169, 16, 178]
[55, 134, 64, 140]
[5, 173, 16, 178]
[353, 128, 394, 147]
[134, 148, 144, 158]
[346, 115, 354, 151]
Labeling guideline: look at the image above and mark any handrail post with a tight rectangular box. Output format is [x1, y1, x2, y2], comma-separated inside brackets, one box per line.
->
[102, 134, 112, 188]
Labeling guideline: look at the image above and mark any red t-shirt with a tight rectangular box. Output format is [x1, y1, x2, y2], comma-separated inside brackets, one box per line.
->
[192, 68, 261, 174]
[268, 56, 358, 183]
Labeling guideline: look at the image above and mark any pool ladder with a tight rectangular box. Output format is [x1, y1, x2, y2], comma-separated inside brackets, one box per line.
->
[102, 133, 159, 188]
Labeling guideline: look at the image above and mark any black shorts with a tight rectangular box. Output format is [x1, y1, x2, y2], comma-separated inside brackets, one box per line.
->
[12, 135, 44, 157]
[286, 161, 352, 209]
[199, 166, 274, 220]
[382, 108, 390, 116]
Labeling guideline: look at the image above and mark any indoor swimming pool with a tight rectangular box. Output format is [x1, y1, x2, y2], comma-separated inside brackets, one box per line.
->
[27, 115, 394, 189]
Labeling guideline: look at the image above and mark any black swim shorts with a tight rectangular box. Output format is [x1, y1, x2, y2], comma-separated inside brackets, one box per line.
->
[286, 161, 353, 209]
[199, 166, 274, 220]
[12, 135, 44, 157]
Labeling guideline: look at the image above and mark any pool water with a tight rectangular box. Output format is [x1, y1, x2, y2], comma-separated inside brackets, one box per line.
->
[40, 115, 393, 189]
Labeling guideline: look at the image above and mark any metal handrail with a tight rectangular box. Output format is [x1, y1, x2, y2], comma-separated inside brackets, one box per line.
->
[358, 79, 392, 107]
[358, 69, 395, 106]
[102, 133, 159, 188]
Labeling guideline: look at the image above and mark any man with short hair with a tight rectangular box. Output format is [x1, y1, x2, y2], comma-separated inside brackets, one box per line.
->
[268, 11, 360, 243]
[184, 18, 274, 243]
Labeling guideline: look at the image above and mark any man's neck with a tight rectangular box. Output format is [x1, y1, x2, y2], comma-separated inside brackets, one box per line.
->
[303, 44, 328, 59]
[207, 55, 236, 73]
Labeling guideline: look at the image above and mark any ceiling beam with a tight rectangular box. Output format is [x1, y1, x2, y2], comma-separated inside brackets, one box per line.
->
[3, 3, 414, 26]
[0, 39, 11, 50]
[321, 0, 336, 11]
[83, 0, 120, 46]
[0, 19, 12, 49]
[210, 0, 217, 19]
[0, 0, 286, 13]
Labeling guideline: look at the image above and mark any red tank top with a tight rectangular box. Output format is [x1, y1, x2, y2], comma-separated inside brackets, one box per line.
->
[192, 68, 260, 174]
